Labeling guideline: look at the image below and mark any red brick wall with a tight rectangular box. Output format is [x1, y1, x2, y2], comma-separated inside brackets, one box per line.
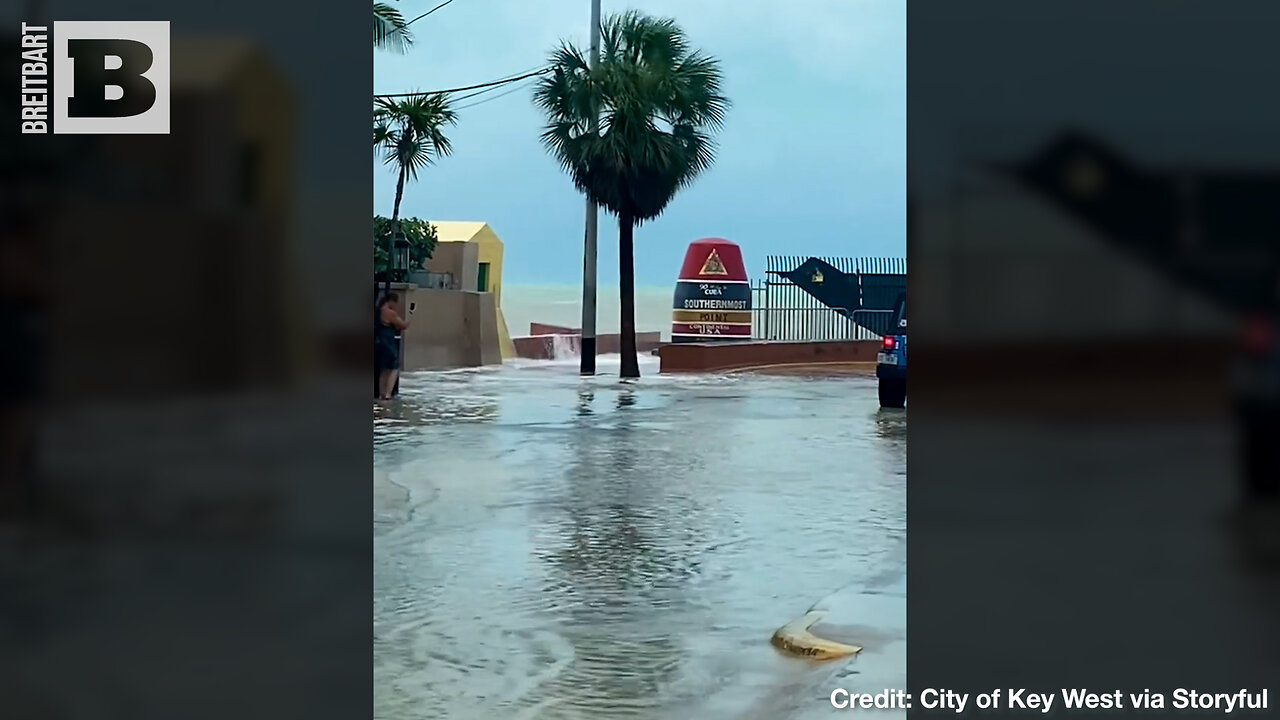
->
[529, 323, 576, 336]
[511, 334, 582, 360]
[658, 340, 881, 373]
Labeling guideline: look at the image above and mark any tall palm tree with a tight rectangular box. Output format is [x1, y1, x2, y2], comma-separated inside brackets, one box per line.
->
[373, 93, 457, 296]
[374, 2, 414, 52]
[534, 11, 729, 378]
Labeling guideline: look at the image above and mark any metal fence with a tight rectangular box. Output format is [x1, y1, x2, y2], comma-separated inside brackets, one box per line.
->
[407, 270, 459, 290]
[750, 255, 906, 341]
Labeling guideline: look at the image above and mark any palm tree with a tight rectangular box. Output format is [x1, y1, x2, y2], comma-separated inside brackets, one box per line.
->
[373, 93, 457, 296]
[534, 11, 728, 378]
[374, 2, 413, 52]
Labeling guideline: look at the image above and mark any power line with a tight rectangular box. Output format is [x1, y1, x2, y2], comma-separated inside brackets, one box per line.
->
[454, 79, 537, 110]
[374, 68, 550, 99]
[376, 2, 546, 100]
[402, 0, 460, 30]
[450, 65, 547, 102]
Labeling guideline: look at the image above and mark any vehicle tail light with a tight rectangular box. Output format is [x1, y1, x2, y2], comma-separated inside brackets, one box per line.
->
[882, 336, 896, 350]
[1242, 316, 1274, 355]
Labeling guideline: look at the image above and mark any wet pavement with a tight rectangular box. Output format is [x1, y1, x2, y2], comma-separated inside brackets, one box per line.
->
[374, 354, 906, 719]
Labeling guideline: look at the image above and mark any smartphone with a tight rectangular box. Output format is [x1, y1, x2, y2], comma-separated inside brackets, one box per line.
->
[409, 302, 416, 312]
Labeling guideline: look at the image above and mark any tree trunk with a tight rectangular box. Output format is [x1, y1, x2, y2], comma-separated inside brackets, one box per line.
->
[618, 214, 640, 379]
[385, 167, 406, 299]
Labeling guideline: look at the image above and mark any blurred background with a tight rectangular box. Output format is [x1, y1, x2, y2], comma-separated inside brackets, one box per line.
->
[1, 1, 369, 717]
[1, 2, 368, 517]
[909, 0, 1280, 707]
[5, 0, 1280, 716]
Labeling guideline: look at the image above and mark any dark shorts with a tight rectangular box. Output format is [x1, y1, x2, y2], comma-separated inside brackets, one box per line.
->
[375, 340, 400, 371]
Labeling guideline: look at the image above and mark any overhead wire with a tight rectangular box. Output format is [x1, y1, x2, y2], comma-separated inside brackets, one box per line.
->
[374, 68, 550, 100]
[374, 2, 548, 104]
[454, 65, 547, 99]
[453, 79, 539, 110]
[401, 0, 461, 30]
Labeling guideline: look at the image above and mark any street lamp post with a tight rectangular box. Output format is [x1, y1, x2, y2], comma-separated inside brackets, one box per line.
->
[381, 218, 402, 302]
[393, 230, 410, 283]
[580, 0, 602, 375]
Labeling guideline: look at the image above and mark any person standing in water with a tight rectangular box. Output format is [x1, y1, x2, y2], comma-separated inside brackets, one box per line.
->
[375, 293, 411, 401]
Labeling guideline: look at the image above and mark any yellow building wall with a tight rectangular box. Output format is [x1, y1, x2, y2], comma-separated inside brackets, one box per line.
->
[469, 225, 505, 306]
[430, 222, 516, 361]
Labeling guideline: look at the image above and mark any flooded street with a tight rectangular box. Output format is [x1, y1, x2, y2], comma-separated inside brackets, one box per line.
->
[374, 355, 906, 719]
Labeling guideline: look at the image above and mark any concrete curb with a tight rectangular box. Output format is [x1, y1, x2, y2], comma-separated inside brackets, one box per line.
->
[770, 609, 863, 661]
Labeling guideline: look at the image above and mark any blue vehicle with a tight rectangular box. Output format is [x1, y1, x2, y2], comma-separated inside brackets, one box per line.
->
[875, 295, 907, 408]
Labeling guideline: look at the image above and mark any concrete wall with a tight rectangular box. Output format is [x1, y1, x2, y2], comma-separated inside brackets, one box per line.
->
[399, 287, 502, 369]
[424, 240, 478, 291]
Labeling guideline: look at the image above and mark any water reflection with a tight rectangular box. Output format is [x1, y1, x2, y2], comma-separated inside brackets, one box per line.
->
[525, 387, 695, 715]
[616, 389, 638, 409]
[577, 390, 595, 417]
[874, 409, 907, 444]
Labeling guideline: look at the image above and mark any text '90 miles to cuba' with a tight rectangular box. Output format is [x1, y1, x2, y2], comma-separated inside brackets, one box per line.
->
[830, 688, 1268, 713]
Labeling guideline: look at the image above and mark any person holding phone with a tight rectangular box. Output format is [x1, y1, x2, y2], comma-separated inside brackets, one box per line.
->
[375, 292, 412, 401]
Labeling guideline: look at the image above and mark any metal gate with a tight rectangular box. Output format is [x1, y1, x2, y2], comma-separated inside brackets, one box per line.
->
[750, 255, 906, 341]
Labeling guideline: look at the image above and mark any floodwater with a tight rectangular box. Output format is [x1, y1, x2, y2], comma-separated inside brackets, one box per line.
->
[373, 354, 906, 719]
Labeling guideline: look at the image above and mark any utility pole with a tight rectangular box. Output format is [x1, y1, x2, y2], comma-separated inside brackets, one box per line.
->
[579, 0, 602, 375]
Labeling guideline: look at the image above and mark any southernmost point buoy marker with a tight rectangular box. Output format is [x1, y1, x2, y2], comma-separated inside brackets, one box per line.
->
[672, 238, 751, 343]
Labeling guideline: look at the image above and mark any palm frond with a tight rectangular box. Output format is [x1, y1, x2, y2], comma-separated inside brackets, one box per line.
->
[385, 132, 436, 180]
[534, 11, 729, 222]
[374, 2, 414, 53]
[374, 92, 458, 189]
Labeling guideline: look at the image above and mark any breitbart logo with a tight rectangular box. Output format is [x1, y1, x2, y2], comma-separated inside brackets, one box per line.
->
[20, 20, 170, 134]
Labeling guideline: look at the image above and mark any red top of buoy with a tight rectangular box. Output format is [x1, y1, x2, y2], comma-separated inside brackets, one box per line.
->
[677, 238, 748, 282]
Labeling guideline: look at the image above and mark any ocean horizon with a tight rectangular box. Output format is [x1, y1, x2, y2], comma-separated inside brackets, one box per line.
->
[503, 283, 676, 340]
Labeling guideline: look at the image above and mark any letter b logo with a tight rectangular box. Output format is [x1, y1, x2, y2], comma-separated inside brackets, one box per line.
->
[53, 21, 169, 134]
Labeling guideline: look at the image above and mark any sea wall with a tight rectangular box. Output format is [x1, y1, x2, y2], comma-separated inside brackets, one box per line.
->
[512, 323, 663, 359]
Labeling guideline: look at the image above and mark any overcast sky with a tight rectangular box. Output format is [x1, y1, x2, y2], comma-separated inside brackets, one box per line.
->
[374, 0, 906, 286]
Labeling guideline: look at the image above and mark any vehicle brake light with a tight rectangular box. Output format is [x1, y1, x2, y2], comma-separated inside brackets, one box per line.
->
[882, 336, 896, 350]
[1242, 316, 1273, 355]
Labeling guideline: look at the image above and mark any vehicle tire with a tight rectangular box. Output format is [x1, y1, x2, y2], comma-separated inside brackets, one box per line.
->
[879, 378, 906, 408]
